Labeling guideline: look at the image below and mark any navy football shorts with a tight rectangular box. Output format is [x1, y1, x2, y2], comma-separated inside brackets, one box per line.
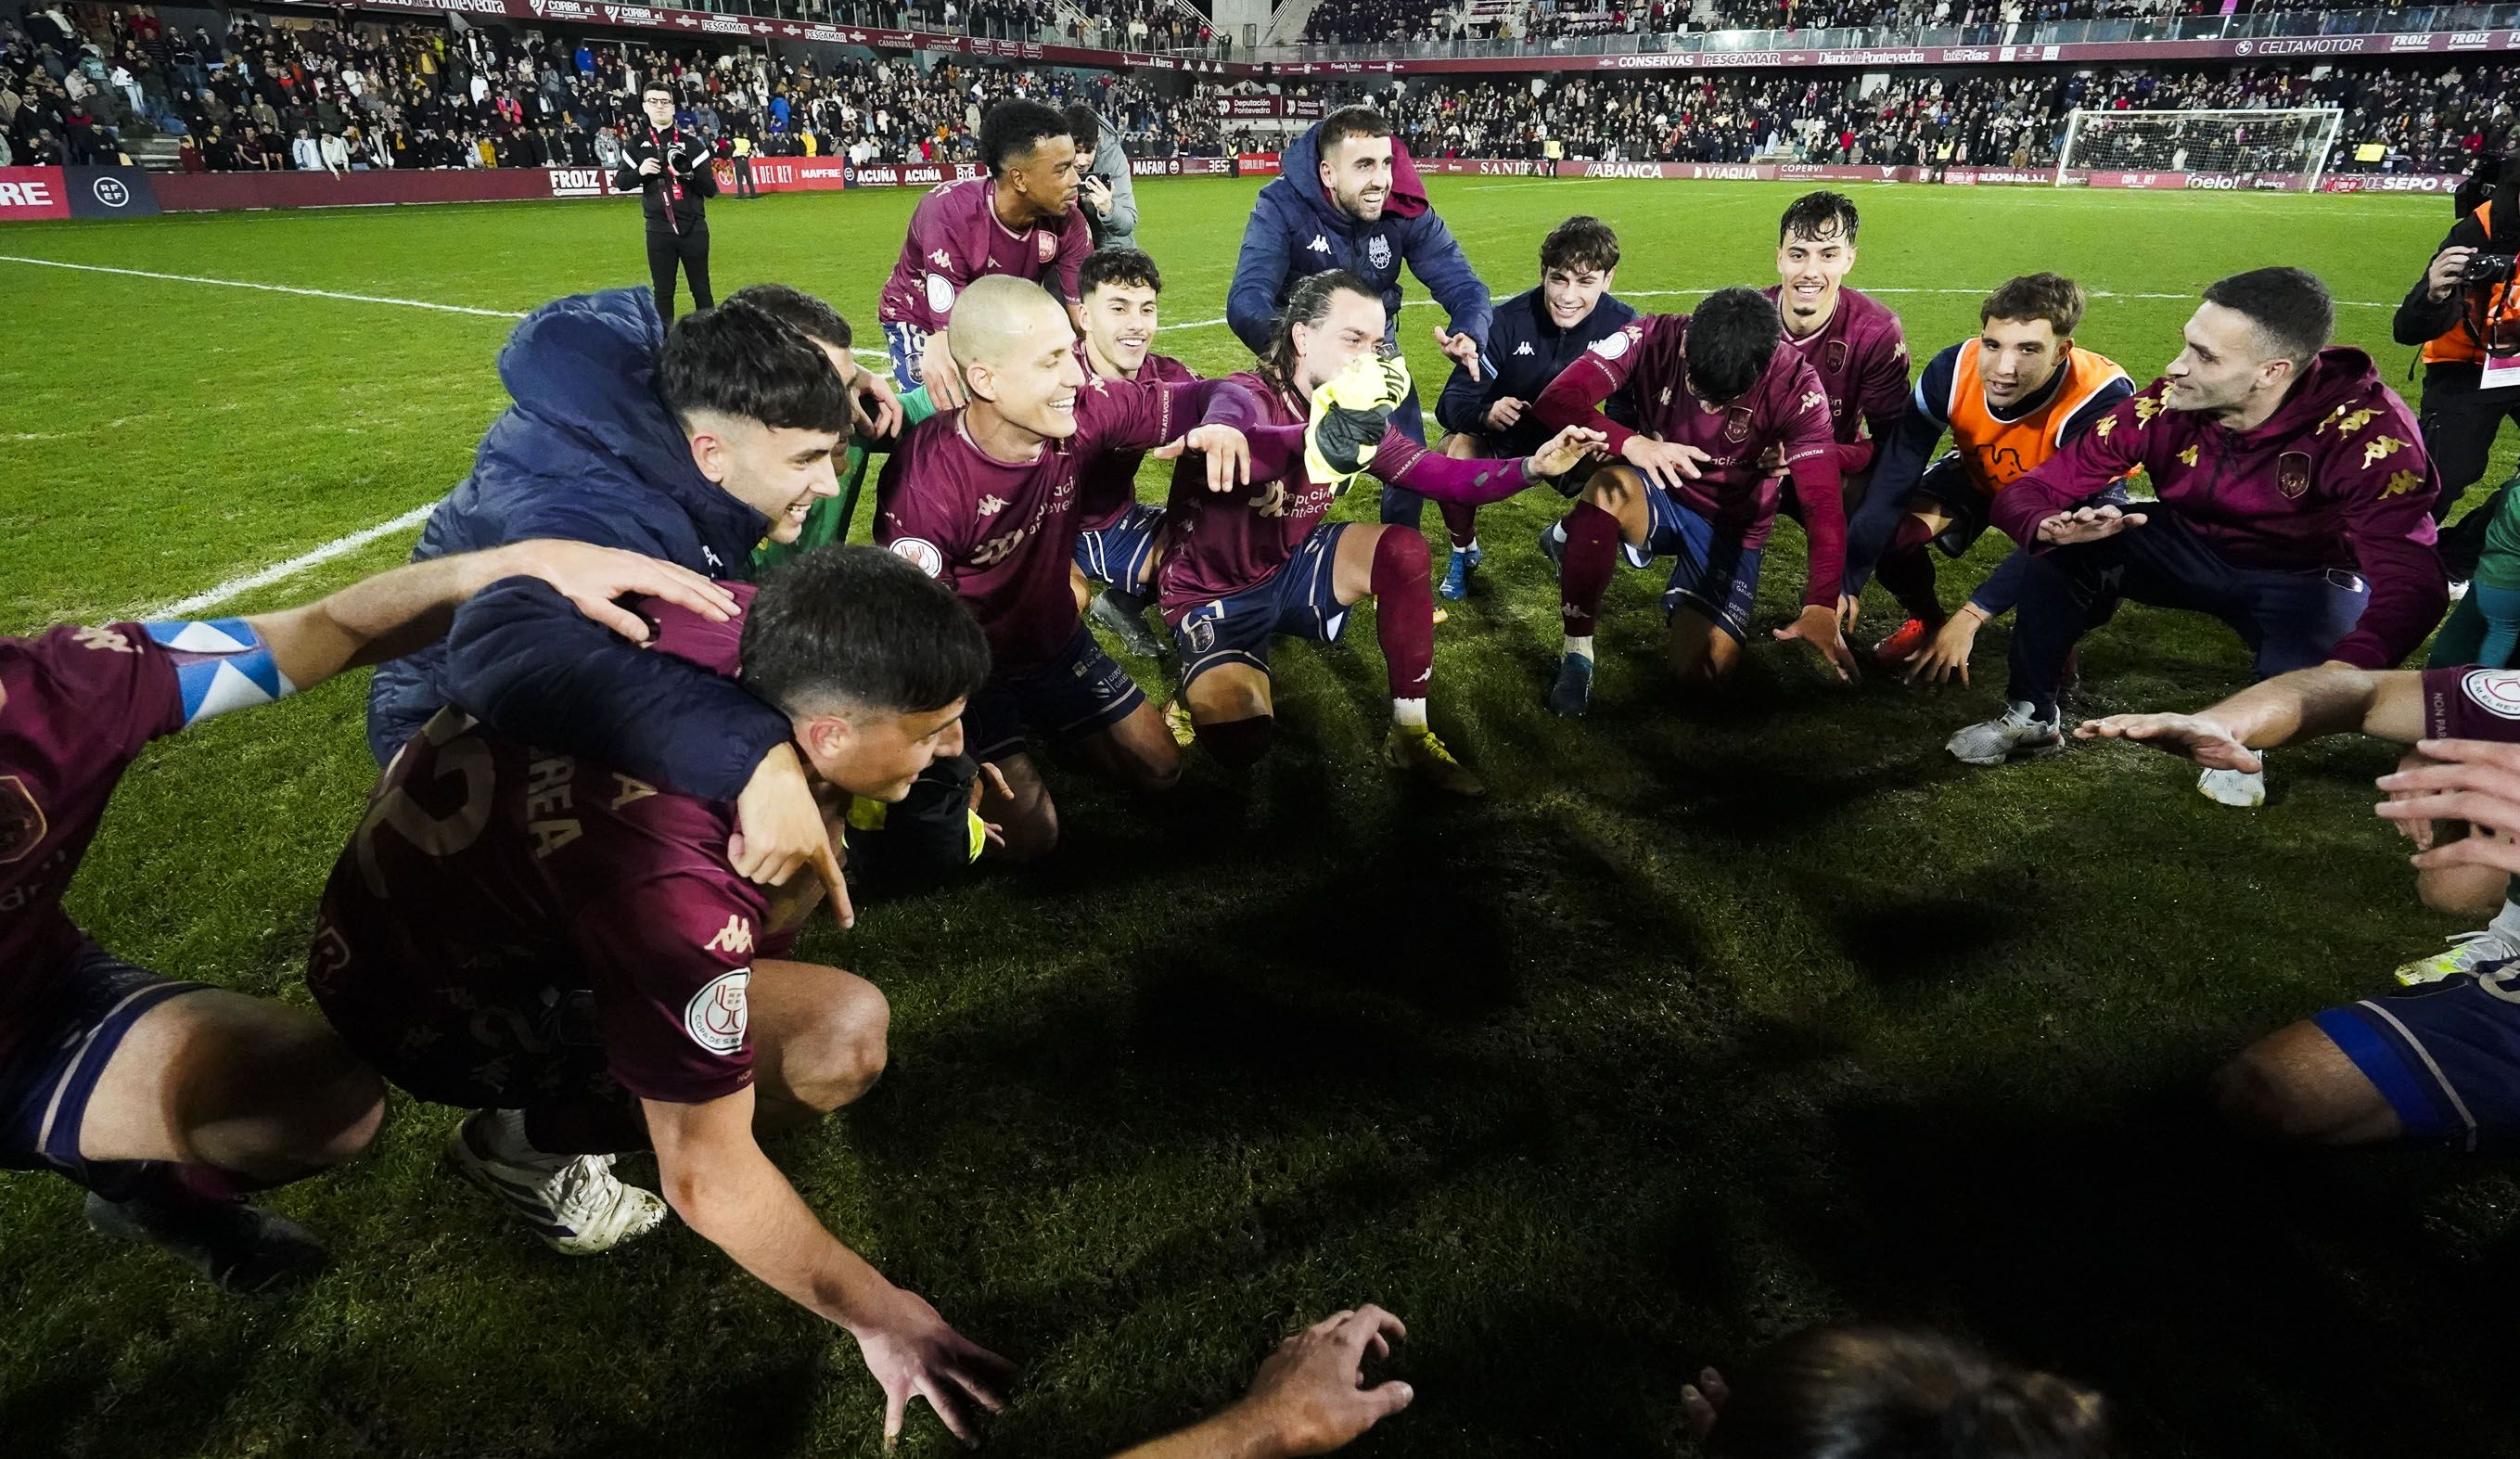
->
[1170, 522, 1352, 688]
[1, 945, 208, 1185]
[2315, 966, 2520, 1152]
[1623, 489, 1765, 644]
[1076, 502, 1165, 591]
[963, 620, 1149, 763]
[882, 321, 928, 390]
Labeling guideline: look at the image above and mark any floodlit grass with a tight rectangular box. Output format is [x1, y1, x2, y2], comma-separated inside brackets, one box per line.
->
[3, 178, 2514, 1458]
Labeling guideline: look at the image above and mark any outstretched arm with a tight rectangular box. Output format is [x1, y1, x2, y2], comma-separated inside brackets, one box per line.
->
[2076, 662, 2426, 770]
[1113, 1308, 1414, 1459]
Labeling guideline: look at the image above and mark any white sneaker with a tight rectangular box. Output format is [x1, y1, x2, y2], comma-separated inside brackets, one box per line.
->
[2393, 928, 2520, 986]
[449, 1110, 669, 1256]
[2198, 764, 2266, 808]
[2450, 578, 2473, 602]
[1946, 701, 2062, 766]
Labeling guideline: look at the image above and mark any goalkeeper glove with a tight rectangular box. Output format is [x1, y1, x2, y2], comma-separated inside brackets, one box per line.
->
[1304, 352, 1411, 493]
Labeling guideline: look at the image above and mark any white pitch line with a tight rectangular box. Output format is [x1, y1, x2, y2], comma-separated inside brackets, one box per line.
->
[147, 503, 439, 619]
[0, 254, 531, 318]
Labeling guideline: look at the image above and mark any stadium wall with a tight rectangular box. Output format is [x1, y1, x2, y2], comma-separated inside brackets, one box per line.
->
[0, 159, 2460, 223]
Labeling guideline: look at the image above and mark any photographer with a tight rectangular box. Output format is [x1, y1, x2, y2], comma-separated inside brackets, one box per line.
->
[614, 83, 720, 322]
[2395, 155, 2520, 579]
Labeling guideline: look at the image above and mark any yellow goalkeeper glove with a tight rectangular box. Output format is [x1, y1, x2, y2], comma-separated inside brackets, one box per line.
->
[1304, 352, 1411, 492]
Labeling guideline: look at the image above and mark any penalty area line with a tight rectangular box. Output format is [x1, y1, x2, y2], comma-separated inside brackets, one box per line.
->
[147, 503, 441, 619]
[0, 254, 531, 318]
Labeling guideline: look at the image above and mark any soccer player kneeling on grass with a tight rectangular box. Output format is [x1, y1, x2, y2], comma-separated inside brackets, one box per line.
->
[309, 548, 1017, 1444]
[1158, 270, 1604, 796]
[1071, 247, 1196, 660]
[1840, 273, 2131, 683]
[1534, 285, 1860, 716]
[876, 275, 1262, 861]
[1945, 268, 2448, 811]
[0, 540, 734, 1292]
[2080, 662, 2520, 1152]
[1428, 214, 1640, 601]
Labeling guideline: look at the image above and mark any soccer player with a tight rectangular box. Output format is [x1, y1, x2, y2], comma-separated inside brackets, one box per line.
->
[1160, 270, 1604, 795]
[878, 99, 1092, 409]
[613, 83, 719, 322]
[2079, 663, 2520, 1151]
[310, 548, 1016, 1445]
[1842, 274, 2133, 683]
[1428, 214, 1639, 600]
[876, 275, 1260, 860]
[1533, 285, 1861, 717]
[1071, 247, 1194, 659]
[369, 292, 876, 915]
[0, 539, 732, 1291]
[1766, 191, 1912, 607]
[1945, 268, 2448, 811]
[1227, 106, 1494, 528]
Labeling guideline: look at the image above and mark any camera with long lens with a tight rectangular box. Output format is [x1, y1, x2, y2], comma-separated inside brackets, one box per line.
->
[2463, 251, 2520, 359]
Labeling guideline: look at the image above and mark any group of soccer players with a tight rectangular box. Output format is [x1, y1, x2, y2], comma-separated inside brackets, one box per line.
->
[3, 90, 2512, 1456]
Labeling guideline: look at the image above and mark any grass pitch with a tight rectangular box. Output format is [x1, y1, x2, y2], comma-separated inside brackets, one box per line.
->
[4, 178, 2516, 1458]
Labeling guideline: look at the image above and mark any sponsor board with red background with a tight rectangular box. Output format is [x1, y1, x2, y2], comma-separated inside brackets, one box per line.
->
[1266, 27, 2520, 75]
[1128, 157, 1237, 178]
[150, 165, 619, 211]
[1238, 153, 1283, 176]
[0, 166, 70, 219]
[1214, 96, 1327, 119]
[1414, 158, 2455, 192]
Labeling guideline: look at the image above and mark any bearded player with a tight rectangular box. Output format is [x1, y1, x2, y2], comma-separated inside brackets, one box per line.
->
[877, 99, 1092, 409]
[309, 549, 1016, 1448]
[876, 275, 1260, 861]
[1843, 273, 2132, 684]
[1071, 247, 1195, 660]
[1429, 214, 1639, 600]
[1535, 285, 1861, 716]
[1945, 268, 2447, 811]
[0, 540, 731, 1292]
[1160, 270, 1604, 795]
[1766, 192, 1912, 615]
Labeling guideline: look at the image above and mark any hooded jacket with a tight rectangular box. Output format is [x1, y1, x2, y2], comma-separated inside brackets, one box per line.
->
[365, 288, 791, 799]
[1989, 346, 2446, 672]
[1226, 121, 1491, 359]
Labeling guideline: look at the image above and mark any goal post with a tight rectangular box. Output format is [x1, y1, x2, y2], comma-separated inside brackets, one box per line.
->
[2053, 108, 2345, 190]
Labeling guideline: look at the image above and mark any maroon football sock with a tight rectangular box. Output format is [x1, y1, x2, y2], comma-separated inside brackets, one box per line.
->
[1558, 502, 1621, 639]
[1874, 514, 1947, 626]
[1370, 527, 1436, 702]
[1438, 500, 1479, 551]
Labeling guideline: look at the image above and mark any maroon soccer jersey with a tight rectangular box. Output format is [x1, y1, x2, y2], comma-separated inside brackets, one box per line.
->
[1988, 347, 2444, 671]
[1766, 283, 1912, 459]
[1157, 370, 1536, 616]
[0, 622, 185, 1059]
[2424, 666, 2520, 741]
[1077, 346, 1197, 532]
[877, 177, 1094, 336]
[1535, 313, 1847, 605]
[876, 374, 1253, 670]
[312, 591, 780, 1107]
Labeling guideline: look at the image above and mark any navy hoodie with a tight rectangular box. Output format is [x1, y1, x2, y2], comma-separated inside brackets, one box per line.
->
[365, 288, 789, 800]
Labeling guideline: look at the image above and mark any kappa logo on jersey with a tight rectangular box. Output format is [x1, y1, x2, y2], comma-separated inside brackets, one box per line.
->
[927, 248, 953, 268]
[0, 775, 46, 864]
[1365, 235, 1393, 271]
[2464, 668, 2520, 720]
[1515, 340, 1534, 356]
[71, 625, 134, 655]
[891, 537, 945, 576]
[925, 272, 955, 315]
[1591, 327, 1636, 361]
[1306, 234, 1330, 254]
[977, 493, 1009, 518]
[704, 915, 754, 955]
[1800, 390, 1826, 415]
[684, 968, 750, 1056]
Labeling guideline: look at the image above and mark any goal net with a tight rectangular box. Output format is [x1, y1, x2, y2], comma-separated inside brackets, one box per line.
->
[2053, 108, 2344, 190]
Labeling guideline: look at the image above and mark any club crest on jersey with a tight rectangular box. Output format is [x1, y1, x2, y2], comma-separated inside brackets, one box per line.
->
[1036, 230, 1058, 264]
[0, 775, 45, 864]
[2277, 452, 2310, 499]
[890, 538, 945, 576]
[1365, 234, 1393, 271]
[2464, 668, 2520, 719]
[1723, 407, 1753, 443]
[684, 967, 750, 1056]
[1824, 339, 1847, 374]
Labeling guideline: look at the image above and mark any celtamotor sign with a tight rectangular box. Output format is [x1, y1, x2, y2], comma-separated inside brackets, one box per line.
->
[0, 167, 69, 220]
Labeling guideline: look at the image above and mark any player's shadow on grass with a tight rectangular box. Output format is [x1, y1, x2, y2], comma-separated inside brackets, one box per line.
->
[1776, 1088, 2520, 1459]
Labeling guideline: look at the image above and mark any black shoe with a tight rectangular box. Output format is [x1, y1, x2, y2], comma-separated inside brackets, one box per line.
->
[85, 1190, 328, 1295]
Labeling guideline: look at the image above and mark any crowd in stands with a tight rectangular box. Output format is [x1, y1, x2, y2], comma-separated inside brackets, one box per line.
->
[1351, 59, 2510, 173]
[0, 6, 1227, 173]
[1316, 0, 2445, 46]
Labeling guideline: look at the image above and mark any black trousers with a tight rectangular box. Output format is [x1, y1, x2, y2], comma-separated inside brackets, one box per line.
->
[646, 222, 712, 322]
[733, 157, 757, 197]
[2418, 362, 2520, 578]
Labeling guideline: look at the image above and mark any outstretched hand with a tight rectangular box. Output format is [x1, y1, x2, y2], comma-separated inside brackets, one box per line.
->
[2034, 504, 2148, 545]
[2074, 711, 2261, 772]
[1526, 426, 1608, 480]
[1151, 424, 1254, 493]
[1774, 603, 1860, 683]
